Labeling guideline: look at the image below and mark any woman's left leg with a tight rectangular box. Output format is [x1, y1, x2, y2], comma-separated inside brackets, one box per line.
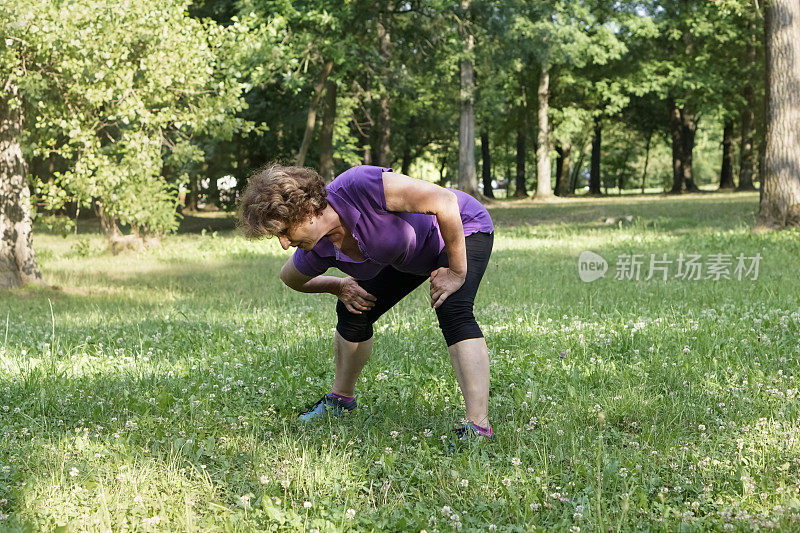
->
[447, 337, 491, 428]
[434, 231, 494, 430]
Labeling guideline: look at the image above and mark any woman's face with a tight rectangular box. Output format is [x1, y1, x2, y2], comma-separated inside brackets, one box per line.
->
[276, 216, 319, 251]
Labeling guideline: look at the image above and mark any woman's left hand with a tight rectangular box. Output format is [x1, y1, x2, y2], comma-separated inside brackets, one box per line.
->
[429, 267, 466, 309]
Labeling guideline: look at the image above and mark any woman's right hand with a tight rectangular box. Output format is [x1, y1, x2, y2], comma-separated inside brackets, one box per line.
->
[337, 277, 377, 314]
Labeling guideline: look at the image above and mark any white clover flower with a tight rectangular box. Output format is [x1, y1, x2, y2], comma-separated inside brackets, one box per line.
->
[259, 475, 269, 484]
[460, 478, 469, 487]
[501, 477, 511, 487]
[143, 516, 161, 526]
[390, 431, 399, 439]
[303, 501, 312, 508]
[69, 467, 79, 477]
[345, 509, 356, 520]
[511, 457, 521, 467]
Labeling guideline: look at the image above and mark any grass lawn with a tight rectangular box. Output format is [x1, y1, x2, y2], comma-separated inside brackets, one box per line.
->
[3, 190, 800, 531]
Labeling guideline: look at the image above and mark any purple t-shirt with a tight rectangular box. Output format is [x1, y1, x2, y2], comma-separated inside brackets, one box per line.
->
[292, 165, 494, 280]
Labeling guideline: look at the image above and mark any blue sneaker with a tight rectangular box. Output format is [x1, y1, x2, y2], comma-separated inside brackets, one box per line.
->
[454, 421, 494, 440]
[298, 393, 358, 421]
[449, 421, 494, 452]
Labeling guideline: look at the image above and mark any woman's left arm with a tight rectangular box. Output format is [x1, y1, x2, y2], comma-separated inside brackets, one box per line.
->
[382, 171, 466, 308]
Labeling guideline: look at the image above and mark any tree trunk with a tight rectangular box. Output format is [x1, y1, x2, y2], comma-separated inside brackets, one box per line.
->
[514, 106, 528, 198]
[296, 60, 334, 167]
[93, 200, 118, 237]
[319, 80, 337, 182]
[555, 143, 572, 196]
[535, 64, 552, 199]
[570, 141, 588, 194]
[1, 81, 44, 288]
[739, 21, 759, 192]
[589, 118, 602, 195]
[375, 14, 392, 166]
[401, 146, 413, 176]
[719, 119, 736, 190]
[480, 129, 494, 199]
[505, 139, 511, 198]
[617, 144, 633, 195]
[458, 0, 479, 197]
[555, 145, 563, 195]
[757, 0, 800, 229]
[187, 174, 199, 211]
[669, 100, 683, 194]
[641, 131, 652, 194]
[681, 109, 699, 192]
[208, 172, 219, 209]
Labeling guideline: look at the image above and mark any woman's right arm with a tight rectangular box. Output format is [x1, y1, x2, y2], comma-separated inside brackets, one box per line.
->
[279, 259, 376, 314]
[280, 258, 342, 294]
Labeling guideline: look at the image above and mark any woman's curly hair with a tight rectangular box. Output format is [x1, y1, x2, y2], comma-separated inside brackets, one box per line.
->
[237, 163, 328, 239]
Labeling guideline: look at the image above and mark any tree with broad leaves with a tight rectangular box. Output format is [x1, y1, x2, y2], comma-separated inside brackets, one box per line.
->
[0, 0, 257, 286]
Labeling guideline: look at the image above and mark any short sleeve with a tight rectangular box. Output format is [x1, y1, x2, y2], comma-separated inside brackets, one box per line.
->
[336, 165, 392, 212]
[292, 248, 331, 277]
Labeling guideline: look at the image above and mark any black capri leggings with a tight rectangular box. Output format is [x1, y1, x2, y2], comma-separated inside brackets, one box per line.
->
[336, 231, 494, 347]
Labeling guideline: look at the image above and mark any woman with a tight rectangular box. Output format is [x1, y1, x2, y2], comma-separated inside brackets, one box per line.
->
[238, 164, 494, 440]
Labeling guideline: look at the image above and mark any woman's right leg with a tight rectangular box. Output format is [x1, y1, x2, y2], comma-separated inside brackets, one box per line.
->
[331, 333, 373, 397]
[331, 267, 427, 397]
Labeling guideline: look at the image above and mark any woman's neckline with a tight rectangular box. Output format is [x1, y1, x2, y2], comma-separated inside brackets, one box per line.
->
[326, 206, 368, 263]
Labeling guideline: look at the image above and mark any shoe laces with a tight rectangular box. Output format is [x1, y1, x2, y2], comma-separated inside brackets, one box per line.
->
[300, 395, 329, 415]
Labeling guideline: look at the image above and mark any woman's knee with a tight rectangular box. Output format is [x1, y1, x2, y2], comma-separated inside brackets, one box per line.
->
[336, 301, 375, 342]
[440, 320, 484, 347]
[436, 304, 482, 345]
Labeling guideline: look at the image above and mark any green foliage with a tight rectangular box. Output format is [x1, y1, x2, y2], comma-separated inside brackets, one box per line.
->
[1, 0, 769, 215]
[1, 0, 258, 235]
